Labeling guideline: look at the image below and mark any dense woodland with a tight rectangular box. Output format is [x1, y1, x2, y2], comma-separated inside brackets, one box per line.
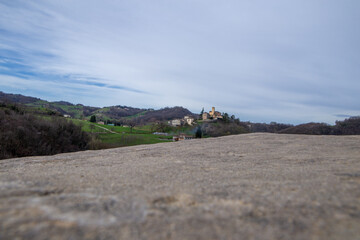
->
[248, 122, 294, 133]
[0, 103, 90, 160]
[201, 120, 250, 137]
[135, 107, 195, 124]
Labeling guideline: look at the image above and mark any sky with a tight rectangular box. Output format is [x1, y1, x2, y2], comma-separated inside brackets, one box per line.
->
[0, 0, 359, 124]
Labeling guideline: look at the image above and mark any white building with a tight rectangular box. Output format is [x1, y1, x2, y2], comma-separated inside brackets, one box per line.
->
[184, 116, 195, 125]
[168, 119, 182, 127]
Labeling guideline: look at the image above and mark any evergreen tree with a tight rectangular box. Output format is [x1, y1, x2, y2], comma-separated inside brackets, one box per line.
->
[90, 115, 96, 123]
[222, 113, 230, 123]
[195, 127, 202, 138]
[199, 107, 204, 120]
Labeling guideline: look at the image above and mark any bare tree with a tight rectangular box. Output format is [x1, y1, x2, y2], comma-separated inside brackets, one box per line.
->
[126, 120, 136, 133]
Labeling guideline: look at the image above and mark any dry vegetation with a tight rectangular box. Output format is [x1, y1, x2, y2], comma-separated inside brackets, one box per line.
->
[0, 103, 90, 160]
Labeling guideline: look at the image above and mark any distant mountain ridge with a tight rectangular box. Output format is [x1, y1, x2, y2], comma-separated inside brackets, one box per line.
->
[0, 91, 41, 104]
[1, 91, 360, 136]
[0, 91, 196, 123]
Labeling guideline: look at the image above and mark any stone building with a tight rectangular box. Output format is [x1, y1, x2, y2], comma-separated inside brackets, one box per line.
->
[173, 133, 194, 141]
[202, 112, 210, 120]
[169, 116, 195, 126]
[203, 107, 222, 120]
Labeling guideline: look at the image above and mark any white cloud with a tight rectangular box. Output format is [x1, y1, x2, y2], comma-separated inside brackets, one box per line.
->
[0, 0, 359, 124]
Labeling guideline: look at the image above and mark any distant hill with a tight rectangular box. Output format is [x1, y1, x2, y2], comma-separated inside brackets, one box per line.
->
[0, 91, 196, 123]
[278, 122, 332, 135]
[278, 118, 360, 135]
[134, 106, 196, 124]
[248, 122, 293, 133]
[93, 105, 147, 119]
[4, 91, 358, 135]
[0, 91, 41, 104]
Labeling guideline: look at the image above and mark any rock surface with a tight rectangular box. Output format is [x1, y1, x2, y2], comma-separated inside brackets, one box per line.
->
[1, 133, 359, 240]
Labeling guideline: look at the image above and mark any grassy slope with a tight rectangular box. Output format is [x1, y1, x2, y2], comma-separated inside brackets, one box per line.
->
[71, 119, 173, 148]
[50, 103, 88, 119]
[122, 110, 148, 119]
[26, 101, 85, 119]
[70, 119, 108, 133]
[25, 100, 50, 112]
[96, 124, 151, 134]
[15, 100, 177, 148]
[97, 133, 172, 148]
[35, 116, 172, 148]
[2, 94, 199, 149]
[22, 99, 197, 148]
[90, 107, 113, 121]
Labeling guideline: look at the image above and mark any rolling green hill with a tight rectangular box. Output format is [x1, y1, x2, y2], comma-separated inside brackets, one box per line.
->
[0, 91, 195, 123]
[0, 100, 175, 159]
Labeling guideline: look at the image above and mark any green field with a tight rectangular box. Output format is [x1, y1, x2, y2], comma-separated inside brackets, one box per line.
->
[95, 124, 151, 134]
[70, 119, 108, 133]
[53, 104, 84, 119]
[26, 101, 85, 119]
[71, 119, 174, 148]
[97, 133, 172, 148]
[1, 101, 198, 150]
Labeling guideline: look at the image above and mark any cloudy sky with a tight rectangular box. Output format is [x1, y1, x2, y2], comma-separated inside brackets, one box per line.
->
[0, 0, 359, 124]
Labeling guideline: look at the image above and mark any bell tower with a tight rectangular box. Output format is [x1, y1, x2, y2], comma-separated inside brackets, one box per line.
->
[210, 107, 215, 116]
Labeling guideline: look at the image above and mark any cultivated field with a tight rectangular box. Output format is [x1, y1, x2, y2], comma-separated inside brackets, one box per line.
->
[0, 133, 359, 240]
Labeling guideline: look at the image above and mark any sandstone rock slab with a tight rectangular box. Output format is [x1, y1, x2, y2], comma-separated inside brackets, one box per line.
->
[1, 133, 359, 239]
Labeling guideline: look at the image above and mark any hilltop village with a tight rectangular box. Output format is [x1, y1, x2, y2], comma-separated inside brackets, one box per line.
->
[202, 107, 223, 120]
[168, 107, 223, 127]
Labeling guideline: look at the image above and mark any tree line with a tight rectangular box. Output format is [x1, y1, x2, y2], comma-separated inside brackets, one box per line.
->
[247, 117, 360, 135]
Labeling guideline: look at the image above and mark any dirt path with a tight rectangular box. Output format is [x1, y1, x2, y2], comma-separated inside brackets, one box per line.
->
[1, 133, 359, 240]
[90, 123, 119, 134]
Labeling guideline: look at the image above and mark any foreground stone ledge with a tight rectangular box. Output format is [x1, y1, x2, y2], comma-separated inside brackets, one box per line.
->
[1, 133, 359, 240]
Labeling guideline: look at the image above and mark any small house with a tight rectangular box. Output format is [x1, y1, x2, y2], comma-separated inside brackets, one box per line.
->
[168, 119, 182, 127]
[184, 116, 195, 125]
[173, 133, 194, 141]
